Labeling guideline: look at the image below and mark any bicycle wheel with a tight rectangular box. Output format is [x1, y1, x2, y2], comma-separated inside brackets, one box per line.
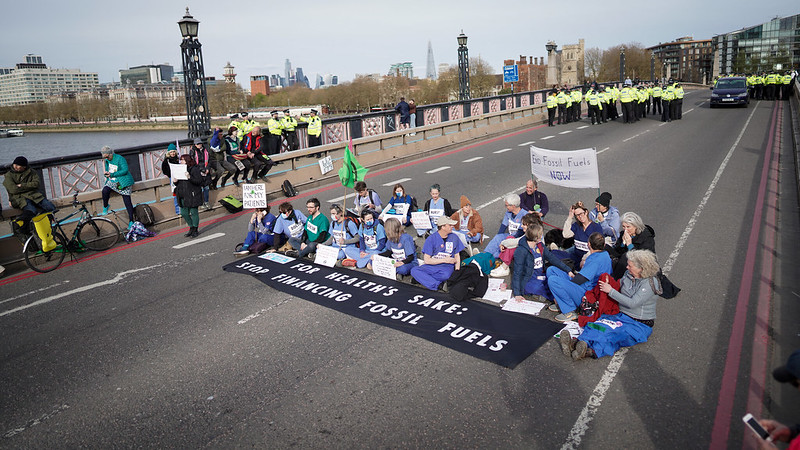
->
[77, 217, 120, 251]
[24, 231, 67, 273]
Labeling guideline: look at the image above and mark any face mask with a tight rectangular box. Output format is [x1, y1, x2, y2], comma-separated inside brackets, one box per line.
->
[364, 220, 374, 226]
[396, 191, 403, 196]
[282, 213, 289, 219]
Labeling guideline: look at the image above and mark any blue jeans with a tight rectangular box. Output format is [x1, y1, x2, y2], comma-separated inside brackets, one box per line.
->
[22, 198, 56, 217]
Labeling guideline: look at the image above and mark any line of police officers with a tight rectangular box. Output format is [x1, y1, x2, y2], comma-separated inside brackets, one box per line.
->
[546, 80, 685, 127]
[226, 109, 323, 156]
[737, 72, 795, 101]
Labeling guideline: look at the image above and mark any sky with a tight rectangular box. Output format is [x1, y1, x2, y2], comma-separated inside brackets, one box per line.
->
[2, 0, 797, 87]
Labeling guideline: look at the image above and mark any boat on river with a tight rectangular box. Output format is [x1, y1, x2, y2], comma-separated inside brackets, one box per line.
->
[0, 128, 24, 138]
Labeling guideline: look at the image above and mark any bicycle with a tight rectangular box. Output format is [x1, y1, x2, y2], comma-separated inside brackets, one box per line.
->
[22, 193, 121, 273]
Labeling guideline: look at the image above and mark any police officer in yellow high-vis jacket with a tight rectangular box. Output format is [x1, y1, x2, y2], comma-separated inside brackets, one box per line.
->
[266, 111, 284, 155]
[281, 110, 299, 151]
[298, 109, 323, 157]
[546, 91, 557, 127]
[555, 89, 568, 125]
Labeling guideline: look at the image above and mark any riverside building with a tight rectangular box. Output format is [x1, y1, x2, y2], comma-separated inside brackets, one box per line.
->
[0, 54, 99, 107]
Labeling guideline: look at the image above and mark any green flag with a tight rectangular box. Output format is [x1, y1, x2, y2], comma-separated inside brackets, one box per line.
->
[338, 144, 368, 188]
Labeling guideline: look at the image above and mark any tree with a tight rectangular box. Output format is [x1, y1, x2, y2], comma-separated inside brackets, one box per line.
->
[470, 56, 499, 98]
[584, 47, 602, 81]
[598, 43, 653, 82]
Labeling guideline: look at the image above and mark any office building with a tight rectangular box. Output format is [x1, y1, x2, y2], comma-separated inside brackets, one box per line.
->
[0, 54, 99, 107]
[388, 62, 414, 78]
[711, 13, 800, 76]
[119, 64, 174, 85]
[250, 75, 271, 96]
[648, 37, 713, 83]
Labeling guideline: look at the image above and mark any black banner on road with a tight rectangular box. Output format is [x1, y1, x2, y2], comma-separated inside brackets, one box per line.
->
[223, 254, 563, 368]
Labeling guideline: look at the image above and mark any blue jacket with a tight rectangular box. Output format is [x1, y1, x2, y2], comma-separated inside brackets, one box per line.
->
[511, 238, 572, 296]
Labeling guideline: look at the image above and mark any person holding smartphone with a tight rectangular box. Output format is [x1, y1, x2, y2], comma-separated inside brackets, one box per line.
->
[754, 349, 800, 449]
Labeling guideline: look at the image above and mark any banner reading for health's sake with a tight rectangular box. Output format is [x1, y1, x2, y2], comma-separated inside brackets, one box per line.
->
[529, 146, 599, 189]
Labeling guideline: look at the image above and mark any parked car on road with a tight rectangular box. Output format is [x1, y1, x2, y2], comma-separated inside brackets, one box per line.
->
[710, 77, 749, 108]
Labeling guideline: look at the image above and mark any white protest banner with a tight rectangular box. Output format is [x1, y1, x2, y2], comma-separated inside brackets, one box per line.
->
[169, 163, 188, 181]
[318, 156, 334, 175]
[242, 183, 268, 209]
[314, 244, 339, 267]
[371, 255, 397, 281]
[411, 211, 432, 231]
[529, 146, 599, 188]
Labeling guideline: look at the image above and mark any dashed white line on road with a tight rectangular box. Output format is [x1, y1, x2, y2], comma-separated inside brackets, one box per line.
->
[327, 195, 347, 204]
[238, 298, 293, 325]
[685, 108, 695, 114]
[382, 178, 412, 186]
[558, 130, 572, 134]
[596, 147, 610, 155]
[622, 129, 651, 142]
[3, 403, 70, 438]
[541, 136, 554, 140]
[476, 186, 527, 210]
[659, 122, 668, 126]
[426, 166, 451, 174]
[463, 157, 484, 163]
[493, 148, 513, 154]
[172, 232, 226, 249]
[518, 141, 535, 146]
[577, 125, 589, 129]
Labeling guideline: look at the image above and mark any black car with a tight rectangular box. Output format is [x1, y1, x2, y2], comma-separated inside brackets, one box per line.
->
[710, 77, 749, 107]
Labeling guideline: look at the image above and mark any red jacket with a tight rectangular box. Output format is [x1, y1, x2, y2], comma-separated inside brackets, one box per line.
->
[577, 273, 620, 327]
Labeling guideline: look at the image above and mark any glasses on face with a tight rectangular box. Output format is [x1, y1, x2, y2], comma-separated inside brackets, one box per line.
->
[575, 211, 586, 217]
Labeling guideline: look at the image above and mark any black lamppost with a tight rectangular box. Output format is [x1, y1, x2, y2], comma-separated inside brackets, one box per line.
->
[457, 31, 470, 101]
[178, 7, 210, 139]
[650, 53, 655, 82]
[620, 47, 626, 83]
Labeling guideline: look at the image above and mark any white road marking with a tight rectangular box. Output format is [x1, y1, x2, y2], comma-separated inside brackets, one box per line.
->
[518, 141, 535, 146]
[560, 102, 761, 450]
[577, 125, 589, 129]
[327, 195, 347, 203]
[172, 233, 226, 249]
[463, 156, 484, 163]
[558, 130, 572, 134]
[238, 298, 293, 325]
[541, 136, 554, 140]
[476, 186, 527, 211]
[426, 166, 451, 174]
[383, 178, 412, 186]
[3, 403, 70, 438]
[493, 148, 513, 154]
[596, 147, 610, 155]
[659, 123, 668, 126]
[0, 280, 71, 305]
[622, 129, 650, 143]
[685, 108, 695, 114]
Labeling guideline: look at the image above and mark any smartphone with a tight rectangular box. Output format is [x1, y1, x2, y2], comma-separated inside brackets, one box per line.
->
[743, 413, 772, 441]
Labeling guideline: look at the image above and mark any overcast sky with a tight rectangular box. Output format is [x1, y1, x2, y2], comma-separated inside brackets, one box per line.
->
[2, 1, 797, 86]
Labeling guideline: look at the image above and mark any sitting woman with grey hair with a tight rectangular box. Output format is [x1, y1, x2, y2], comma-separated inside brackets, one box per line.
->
[100, 146, 136, 228]
[561, 249, 662, 361]
[609, 211, 656, 279]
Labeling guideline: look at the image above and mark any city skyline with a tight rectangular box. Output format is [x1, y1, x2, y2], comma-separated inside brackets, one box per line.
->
[1, 1, 798, 87]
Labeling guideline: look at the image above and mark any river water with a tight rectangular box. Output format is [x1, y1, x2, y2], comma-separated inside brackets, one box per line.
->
[0, 130, 188, 165]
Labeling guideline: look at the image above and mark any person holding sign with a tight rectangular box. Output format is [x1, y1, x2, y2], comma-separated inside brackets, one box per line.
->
[235, 206, 276, 255]
[450, 195, 483, 244]
[417, 184, 454, 237]
[99, 146, 136, 228]
[411, 215, 465, 291]
[547, 232, 611, 323]
[562, 202, 603, 265]
[272, 202, 307, 250]
[368, 217, 418, 280]
[484, 194, 528, 260]
[174, 154, 207, 238]
[382, 183, 414, 226]
[344, 209, 386, 268]
[352, 181, 382, 215]
[287, 198, 330, 258]
[321, 205, 360, 260]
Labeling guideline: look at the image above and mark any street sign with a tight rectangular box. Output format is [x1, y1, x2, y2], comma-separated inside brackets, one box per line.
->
[503, 65, 519, 83]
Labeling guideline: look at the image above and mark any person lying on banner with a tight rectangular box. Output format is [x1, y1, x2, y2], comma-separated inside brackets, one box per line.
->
[546, 232, 612, 323]
[287, 197, 329, 258]
[562, 201, 603, 265]
[271, 202, 307, 251]
[344, 208, 386, 268]
[511, 223, 573, 303]
[321, 204, 360, 261]
[410, 215, 465, 291]
[381, 183, 414, 226]
[235, 206, 276, 255]
[417, 184, 454, 237]
[367, 217, 418, 281]
[559, 249, 661, 361]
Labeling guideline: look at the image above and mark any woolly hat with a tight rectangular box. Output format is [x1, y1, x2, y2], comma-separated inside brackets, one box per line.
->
[12, 156, 28, 167]
[167, 143, 177, 151]
[596, 192, 612, 208]
[460, 195, 471, 209]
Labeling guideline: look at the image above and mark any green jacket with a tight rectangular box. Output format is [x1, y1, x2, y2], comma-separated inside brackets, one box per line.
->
[3, 167, 45, 209]
[104, 154, 135, 188]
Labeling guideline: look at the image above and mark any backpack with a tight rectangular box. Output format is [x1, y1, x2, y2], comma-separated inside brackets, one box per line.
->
[134, 204, 155, 226]
[218, 195, 244, 213]
[281, 179, 298, 197]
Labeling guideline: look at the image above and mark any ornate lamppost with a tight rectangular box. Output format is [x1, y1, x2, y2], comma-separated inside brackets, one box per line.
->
[650, 52, 655, 82]
[620, 46, 626, 83]
[457, 31, 470, 101]
[178, 7, 210, 138]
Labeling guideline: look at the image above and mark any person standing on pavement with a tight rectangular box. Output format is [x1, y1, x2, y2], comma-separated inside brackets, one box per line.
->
[408, 99, 417, 133]
[266, 111, 284, 156]
[174, 154, 206, 238]
[160, 143, 181, 214]
[99, 146, 136, 228]
[189, 137, 218, 211]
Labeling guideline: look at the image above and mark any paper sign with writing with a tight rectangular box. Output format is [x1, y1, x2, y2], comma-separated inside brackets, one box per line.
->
[242, 183, 268, 209]
[318, 156, 334, 175]
[314, 244, 339, 267]
[169, 163, 188, 181]
[411, 211, 432, 231]
[371, 254, 397, 281]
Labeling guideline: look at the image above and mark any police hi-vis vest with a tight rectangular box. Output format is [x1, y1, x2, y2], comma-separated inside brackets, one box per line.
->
[546, 95, 557, 108]
[280, 116, 298, 131]
[300, 115, 322, 137]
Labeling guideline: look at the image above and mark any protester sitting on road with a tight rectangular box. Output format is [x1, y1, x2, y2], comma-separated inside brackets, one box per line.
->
[410, 215, 465, 291]
[235, 206, 276, 255]
[3, 156, 56, 226]
[491, 211, 542, 278]
[562, 201, 603, 265]
[512, 223, 573, 302]
[417, 183, 454, 237]
[382, 183, 414, 226]
[451, 195, 483, 247]
[174, 154, 207, 238]
[546, 232, 612, 322]
[483, 194, 528, 259]
[561, 249, 661, 360]
[352, 181, 382, 215]
[322, 204, 360, 261]
[588, 191, 621, 241]
[519, 179, 549, 218]
[609, 211, 656, 279]
[209, 127, 237, 188]
[368, 217, 418, 280]
[272, 202, 307, 250]
[756, 350, 800, 449]
[287, 197, 330, 258]
[345, 208, 386, 268]
[99, 146, 136, 228]
[160, 143, 181, 214]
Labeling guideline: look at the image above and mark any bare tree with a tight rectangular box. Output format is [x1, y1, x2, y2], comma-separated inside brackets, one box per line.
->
[584, 47, 602, 82]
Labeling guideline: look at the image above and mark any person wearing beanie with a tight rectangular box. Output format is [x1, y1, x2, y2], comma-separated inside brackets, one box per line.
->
[99, 146, 136, 228]
[161, 143, 181, 215]
[3, 155, 56, 224]
[450, 195, 484, 247]
[589, 191, 621, 241]
[755, 350, 800, 448]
